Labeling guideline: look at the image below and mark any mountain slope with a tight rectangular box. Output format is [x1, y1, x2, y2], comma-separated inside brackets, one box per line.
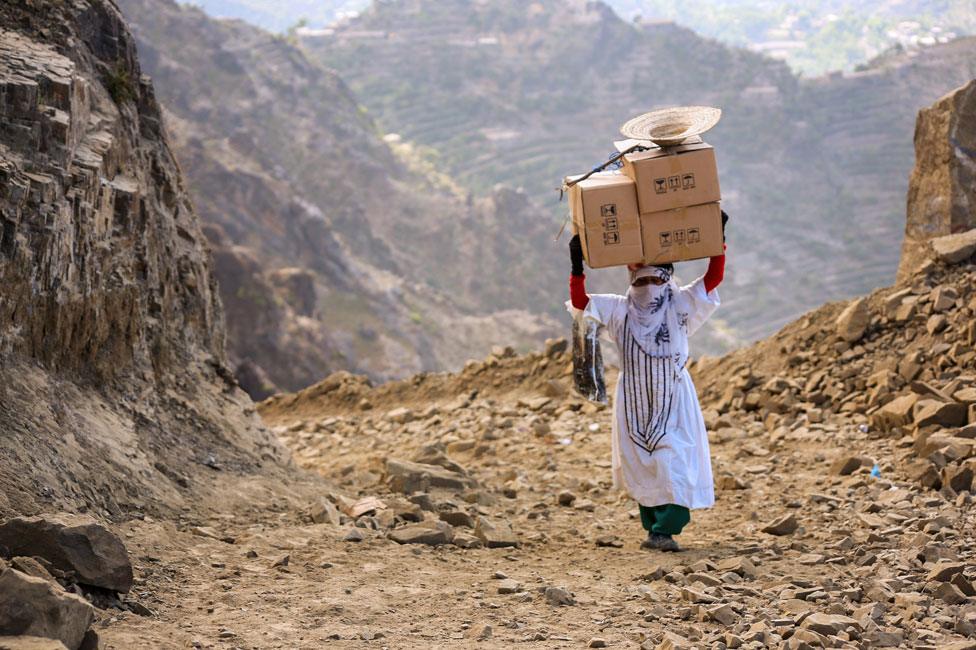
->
[119, 0, 563, 397]
[304, 0, 976, 346]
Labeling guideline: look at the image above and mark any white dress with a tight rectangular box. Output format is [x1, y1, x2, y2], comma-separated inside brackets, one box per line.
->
[582, 277, 719, 509]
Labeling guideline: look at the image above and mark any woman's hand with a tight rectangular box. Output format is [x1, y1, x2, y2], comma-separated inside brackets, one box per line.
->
[721, 210, 730, 243]
[569, 233, 584, 276]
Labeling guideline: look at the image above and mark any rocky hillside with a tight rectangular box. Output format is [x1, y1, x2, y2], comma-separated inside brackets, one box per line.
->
[0, 0, 287, 518]
[306, 0, 976, 345]
[2, 64, 975, 648]
[249, 229, 976, 648]
[117, 0, 563, 398]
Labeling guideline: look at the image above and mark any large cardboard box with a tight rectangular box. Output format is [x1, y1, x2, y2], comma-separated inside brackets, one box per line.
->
[568, 172, 643, 269]
[641, 202, 724, 265]
[621, 143, 720, 215]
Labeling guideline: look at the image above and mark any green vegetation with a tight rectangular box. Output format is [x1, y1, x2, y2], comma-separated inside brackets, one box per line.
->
[105, 62, 135, 105]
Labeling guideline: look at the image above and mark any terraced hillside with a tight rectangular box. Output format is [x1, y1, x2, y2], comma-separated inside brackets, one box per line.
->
[305, 0, 976, 345]
[119, 0, 563, 397]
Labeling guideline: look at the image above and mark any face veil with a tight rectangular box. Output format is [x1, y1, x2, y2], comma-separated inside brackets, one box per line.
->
[622, 266, 691, 456]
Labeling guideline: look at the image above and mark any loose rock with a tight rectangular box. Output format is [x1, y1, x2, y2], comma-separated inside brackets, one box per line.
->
[543, 586, 575, 606]
[0, 569, 94, 650]
[0, 516, 133, 593]
[388, 522, 454, 546]
[761, 513, 798, 536]
[474, 517, 519, 548]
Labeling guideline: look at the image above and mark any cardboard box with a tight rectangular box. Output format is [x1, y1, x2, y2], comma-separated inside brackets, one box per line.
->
[641, 202, 724, 265]
[621, 143, 720, 215]
[568, 172, 643, 269]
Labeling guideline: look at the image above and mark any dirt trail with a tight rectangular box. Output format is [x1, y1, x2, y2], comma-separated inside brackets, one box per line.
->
[96, 332, 976, 648]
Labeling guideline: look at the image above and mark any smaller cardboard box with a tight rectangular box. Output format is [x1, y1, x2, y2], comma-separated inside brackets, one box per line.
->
[568, 172, 643, 268]
[621, 143, 720, 215]
[641, 202, 723, 265]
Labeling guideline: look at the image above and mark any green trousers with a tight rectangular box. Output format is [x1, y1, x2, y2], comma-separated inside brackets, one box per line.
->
[639, 504, 690, 536]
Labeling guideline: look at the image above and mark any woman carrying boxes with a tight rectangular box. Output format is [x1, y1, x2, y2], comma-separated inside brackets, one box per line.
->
[565, 107, 729, 552]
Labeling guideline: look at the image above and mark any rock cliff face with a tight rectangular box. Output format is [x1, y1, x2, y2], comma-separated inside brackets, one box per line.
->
[117, 0, 561, 397]
[0, 0, 286, 517]
[899, 79, 976, 280]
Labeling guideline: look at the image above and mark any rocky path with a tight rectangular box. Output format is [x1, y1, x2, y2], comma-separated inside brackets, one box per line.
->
[87, 357, 976, 650]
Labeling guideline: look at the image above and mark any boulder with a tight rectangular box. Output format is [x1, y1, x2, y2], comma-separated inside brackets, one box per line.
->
[385, 459, 470, 493]
[955, 387, 976, 405]
[706, 603, 738, 626]
[931, 229, 976, 266]
[800, 612, 861, 637]
[474, 517, 519, 548]
[386, 407, 414, 424]
[942, 464, 975, 493]
[438, 511, 475, 529]
[715, 556, 758, 579]
[894, 301, 916, 323]
[8, 559, 57, 587]
[0, 569, 93, 650]
[830, 456, 862, 476]
[926, 314, 949, 335]
[388, 521, 454, 546]
[913, 400, 968, 429]
[761, 513, 798, 536]
[870, 393, 917, 431]
[930, 286, 958, 312]
[543, 586, 576, 606]
[926, 561, 967, 582]
[898, 79, 976, 280]
[835, 298, 870, 343]
[934, 582, 968, 605]
[309, 498, 341, 526]
[0, 516, 132, 593]
[411, 445, 466, 475]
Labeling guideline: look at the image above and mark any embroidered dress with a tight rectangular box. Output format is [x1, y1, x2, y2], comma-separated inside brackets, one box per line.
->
[577, 277, 720, 510]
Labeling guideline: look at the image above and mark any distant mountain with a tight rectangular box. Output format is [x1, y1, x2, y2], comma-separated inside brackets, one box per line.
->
[179, 0, 364, 32]
[180, 0, 973, 76]
[121, 0, 562, 398]
[303, 0, 976, 344]
[604, 0, 975, 76]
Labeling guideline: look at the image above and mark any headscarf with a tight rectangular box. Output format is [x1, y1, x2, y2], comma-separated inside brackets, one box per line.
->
[625, 266, 689, 367]
[621, 265, 691, 456]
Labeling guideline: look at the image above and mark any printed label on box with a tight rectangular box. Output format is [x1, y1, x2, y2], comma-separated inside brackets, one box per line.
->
[601, 203, 620, 245]
[658, 228, 700, 247]
[569, 172, 644, 268]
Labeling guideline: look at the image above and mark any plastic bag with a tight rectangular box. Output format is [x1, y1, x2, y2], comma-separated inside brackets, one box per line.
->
[572, 311, 607, 404]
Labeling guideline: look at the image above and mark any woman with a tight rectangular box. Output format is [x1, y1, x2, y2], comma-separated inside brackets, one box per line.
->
[567, 217, 726, 552]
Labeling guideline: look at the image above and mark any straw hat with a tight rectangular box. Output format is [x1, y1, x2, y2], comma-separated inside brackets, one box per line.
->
[620, 106, 722, 147]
